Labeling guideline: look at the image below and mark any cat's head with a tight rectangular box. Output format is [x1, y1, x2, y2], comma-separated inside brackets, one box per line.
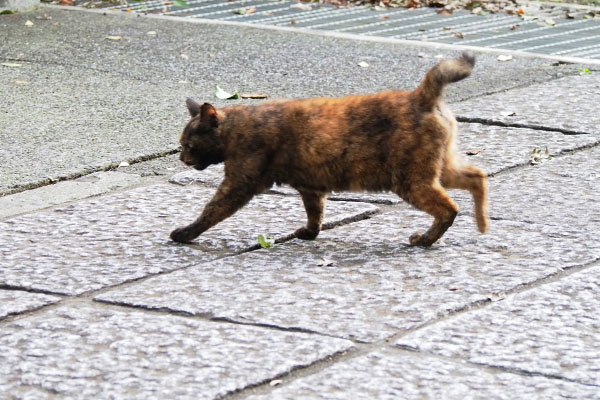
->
[178, 99, 225, 170]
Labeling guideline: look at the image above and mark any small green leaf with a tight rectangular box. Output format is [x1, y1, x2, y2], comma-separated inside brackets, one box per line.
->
[257, 234, 274, 249]
[579, 68, 592, 75]
[173, 0, 189, 6]
[215, 85, 239, 100]
[530, 146, 551, 165]
[0, 9, 15, 15]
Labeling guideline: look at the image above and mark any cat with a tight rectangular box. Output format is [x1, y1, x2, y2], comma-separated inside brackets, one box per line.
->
[170, 52, 488, 247]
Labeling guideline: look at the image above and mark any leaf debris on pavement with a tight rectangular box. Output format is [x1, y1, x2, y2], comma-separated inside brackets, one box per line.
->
[240, 93, 269, 99]
[257, 234, 275, 249]
[530, 146, 552, 165]
[291, 3, 312, 10]
[466, 148, 484, 156]
[215, 85, 240, 100]
[234, 7, 256, 15]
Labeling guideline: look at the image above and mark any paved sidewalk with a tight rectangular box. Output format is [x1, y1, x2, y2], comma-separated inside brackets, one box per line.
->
[1, 5, 600, 399]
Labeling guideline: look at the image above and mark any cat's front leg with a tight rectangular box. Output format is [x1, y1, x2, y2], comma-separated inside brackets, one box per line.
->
[294, 190, 327, 240]
[170, 181, 256, 243]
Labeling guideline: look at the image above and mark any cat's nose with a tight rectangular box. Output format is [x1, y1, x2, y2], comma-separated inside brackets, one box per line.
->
[180, 154, 192, 166]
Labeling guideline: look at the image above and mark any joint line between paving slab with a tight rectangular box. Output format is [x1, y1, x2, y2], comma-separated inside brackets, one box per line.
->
[456, 116, 598, 136]
[94, 294, 340, 341]
[387, 256, 600, 351]
[394, 344, 600, 388]
[218, 346, 360, 400]
[0, 284, 69, 298]
[488, 138, 600, 178]
[0, 148, 180, 198]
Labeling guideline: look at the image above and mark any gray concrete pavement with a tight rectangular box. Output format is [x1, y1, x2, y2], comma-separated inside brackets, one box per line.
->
[1, 4, 600, 399]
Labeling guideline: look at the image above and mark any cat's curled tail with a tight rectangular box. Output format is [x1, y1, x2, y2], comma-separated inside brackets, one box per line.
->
[414, 52, 475, 111]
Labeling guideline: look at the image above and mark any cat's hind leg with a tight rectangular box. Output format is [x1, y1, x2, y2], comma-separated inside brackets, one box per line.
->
[294, 190, 327, 240]
[441, 162, 489, 233]
[402, 182, 459, 247]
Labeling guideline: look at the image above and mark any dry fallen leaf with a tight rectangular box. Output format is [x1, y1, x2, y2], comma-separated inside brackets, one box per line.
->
[2, 63, 22, 68]
[357, 61, 369, 68]
[106, 35, 123, 41]
[436, 8, 453, 15]
[466, 148, 484, 156]
[497, 54, 513, 62]
[317, 258, 334, 267]
[25, 20, 34, 27]
[15, 80, 28, 85]
[291, 3, 312, 11]
[234, 7, 256, 15]
[488, 292, 506, 302]
[240, 93, 269, 99]
[454, 32, 464, 39]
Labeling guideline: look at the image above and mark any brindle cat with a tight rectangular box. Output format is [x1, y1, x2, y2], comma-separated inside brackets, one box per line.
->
[171, 52, 488, 247]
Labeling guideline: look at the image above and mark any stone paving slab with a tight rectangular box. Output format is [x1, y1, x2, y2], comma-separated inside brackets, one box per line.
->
[397, 263, 600, 386]
[455, 73, 600, 134]
[455, 122, 599, 175]
[0, 303, 352, 399]
[246, 348, 599, 399]
[95, 196, 599, 342]
[0, 61, 192, 195]
[0, 290, 61, 321]
[489, 145, 600, 234]
[0, 171, 144, 219]
[0, 184, 377, 295]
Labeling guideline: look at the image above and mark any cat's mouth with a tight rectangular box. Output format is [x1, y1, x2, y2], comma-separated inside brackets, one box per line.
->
[182, 160, 209, 170]
[192, 161, 211, 171]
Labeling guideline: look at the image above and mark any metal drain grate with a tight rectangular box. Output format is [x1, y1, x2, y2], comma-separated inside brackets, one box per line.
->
[99, 0, 600, 61]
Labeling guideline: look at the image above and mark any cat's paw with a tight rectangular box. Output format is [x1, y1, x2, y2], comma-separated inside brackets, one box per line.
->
[409, 232, 433, 247]
[477, 214, 490, 233]
[170, 227, 195, 243]
[294, 226, 320, 240]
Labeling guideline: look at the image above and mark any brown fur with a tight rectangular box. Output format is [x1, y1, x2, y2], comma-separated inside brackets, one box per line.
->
[171, 52, 488, 247]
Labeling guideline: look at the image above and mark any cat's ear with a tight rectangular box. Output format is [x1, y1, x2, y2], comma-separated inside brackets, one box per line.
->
[186, 98, 202, 118]
[200, 103, 219, 128]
